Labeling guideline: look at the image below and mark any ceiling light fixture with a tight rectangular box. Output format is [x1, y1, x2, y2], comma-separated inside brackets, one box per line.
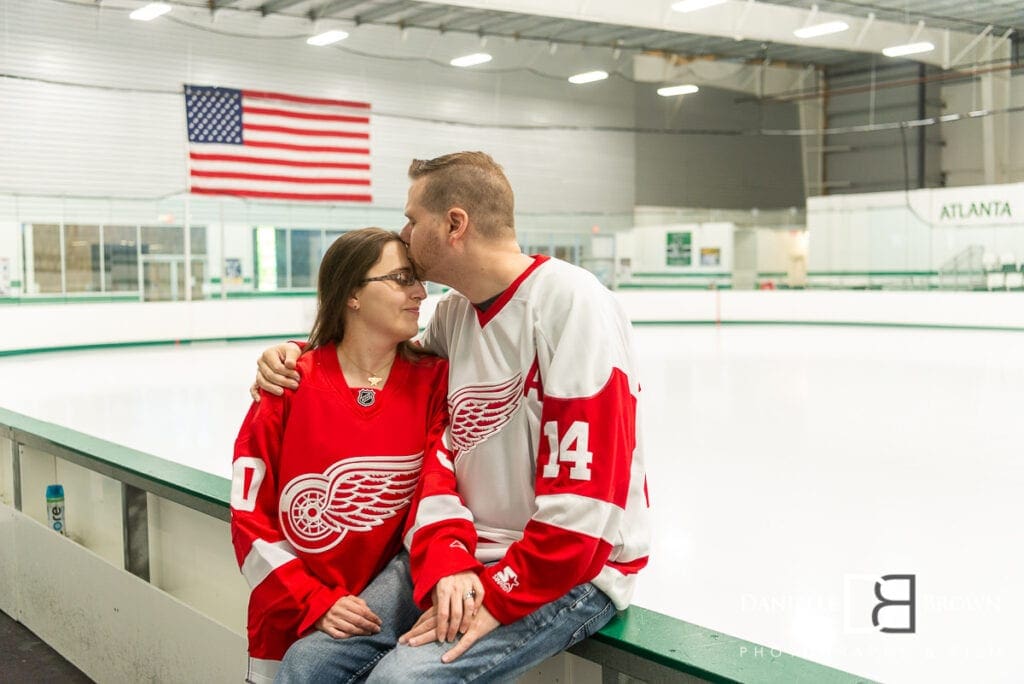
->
[450, 53, 493, 67]
[882, 42, 934, 58]
[794, 21, 849, 39]
[568, 70, 609, 84]
[671, 0, 727, 13]
[129, 2, 171, 21]
[307, 30, 349, 46]
[657, 84, 699, 97]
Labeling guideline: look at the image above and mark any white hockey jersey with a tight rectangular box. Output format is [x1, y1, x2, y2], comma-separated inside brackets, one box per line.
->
[404, 255, 651, 625]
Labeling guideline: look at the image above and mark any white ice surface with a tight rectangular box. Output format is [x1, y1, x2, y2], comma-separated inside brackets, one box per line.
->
[2, 326, 1021, 683]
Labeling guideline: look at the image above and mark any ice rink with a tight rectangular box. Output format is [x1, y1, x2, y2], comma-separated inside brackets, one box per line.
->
[3, 324, 1022, 683]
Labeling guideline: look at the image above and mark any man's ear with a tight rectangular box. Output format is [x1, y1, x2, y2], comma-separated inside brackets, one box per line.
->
[447, 207, 469, 241]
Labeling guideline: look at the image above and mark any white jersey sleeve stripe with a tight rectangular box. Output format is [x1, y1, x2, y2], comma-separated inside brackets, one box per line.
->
[591, 563, 637, 611]
[403, 494, 474, 549]
[533, 492, 624, 544]
[246, 657, 281, 684]
[241, 539, 300, 590]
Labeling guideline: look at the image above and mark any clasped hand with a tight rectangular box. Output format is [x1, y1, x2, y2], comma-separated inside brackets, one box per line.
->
[399, 571, 498, 663]
[314, 594, 382, 639]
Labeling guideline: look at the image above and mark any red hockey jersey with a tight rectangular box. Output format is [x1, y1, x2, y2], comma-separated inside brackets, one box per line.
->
[404, 255, 651, 625]
[230, 346, 448, 682]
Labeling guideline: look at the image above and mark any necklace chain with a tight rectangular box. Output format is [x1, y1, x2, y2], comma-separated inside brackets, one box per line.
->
[338, 347, 394, 388]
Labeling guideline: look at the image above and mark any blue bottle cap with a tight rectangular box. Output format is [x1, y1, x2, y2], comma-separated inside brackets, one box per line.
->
[46, 484, 65, 499]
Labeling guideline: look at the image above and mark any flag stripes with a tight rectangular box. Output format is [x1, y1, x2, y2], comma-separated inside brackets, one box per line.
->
[184, 85, 372, 203]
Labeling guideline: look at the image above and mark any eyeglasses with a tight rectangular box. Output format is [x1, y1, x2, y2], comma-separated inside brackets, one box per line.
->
[360, 271, 421, 287]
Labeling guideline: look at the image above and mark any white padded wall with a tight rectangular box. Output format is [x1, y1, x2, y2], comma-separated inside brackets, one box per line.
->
[0, 0, 635, 214]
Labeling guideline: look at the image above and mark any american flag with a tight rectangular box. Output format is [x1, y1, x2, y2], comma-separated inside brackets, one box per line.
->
[184, 85, 372, 202]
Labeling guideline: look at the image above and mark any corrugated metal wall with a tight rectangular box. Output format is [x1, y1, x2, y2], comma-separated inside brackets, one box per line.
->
[823, 62, 944, 194]
[634, 85, 805, 209]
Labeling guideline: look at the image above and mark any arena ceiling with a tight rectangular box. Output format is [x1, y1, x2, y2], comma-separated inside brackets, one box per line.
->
[203, 0, 1022, 70]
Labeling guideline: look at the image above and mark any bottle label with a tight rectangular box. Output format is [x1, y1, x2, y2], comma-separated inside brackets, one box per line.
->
[47, 499, 66, 536]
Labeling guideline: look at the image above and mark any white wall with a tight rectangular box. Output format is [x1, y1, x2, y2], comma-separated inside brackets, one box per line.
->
[0, 0, 636, 219]
[0, 0, 646, 293]
[807, 182, 1024, 273]
[622, 223, 735, 273]
[756, 229, 806, 275]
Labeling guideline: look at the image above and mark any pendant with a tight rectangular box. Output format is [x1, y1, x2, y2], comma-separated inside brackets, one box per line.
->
[356, 388, 376, 407]
[367, 375, 383, 388]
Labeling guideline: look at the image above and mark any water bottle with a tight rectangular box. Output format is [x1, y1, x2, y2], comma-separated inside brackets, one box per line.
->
[46, 484, 66, 536]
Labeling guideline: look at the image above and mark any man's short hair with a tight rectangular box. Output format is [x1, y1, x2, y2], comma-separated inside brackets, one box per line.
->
[408, 152, 515, 239]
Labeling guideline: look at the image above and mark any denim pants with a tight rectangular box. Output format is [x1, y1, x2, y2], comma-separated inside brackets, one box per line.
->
[275, 552, 616, 683]
[275, 551, 421, 684]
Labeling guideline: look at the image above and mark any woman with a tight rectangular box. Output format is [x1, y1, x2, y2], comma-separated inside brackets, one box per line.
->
[229, 228, 448, 684]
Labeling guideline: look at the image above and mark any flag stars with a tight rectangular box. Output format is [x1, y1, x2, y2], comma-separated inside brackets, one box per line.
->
[185, 85, 243, 145]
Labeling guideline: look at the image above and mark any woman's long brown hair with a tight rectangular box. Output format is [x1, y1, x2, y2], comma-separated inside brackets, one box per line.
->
[306, 227, 426, 362]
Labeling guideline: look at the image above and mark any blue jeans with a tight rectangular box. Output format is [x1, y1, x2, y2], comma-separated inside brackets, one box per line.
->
[275, 551, 421, 684]
[277, 552, 616, 683]
[367, 581, 615, 683]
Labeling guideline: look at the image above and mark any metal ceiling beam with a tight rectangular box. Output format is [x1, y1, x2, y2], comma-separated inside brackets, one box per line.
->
[397, 4, 458, 25]
[468, 11, 526, 33]
[578, 25, 637, 46]
[312, 0, 375, 20]
[757, 0, 1022, 36]
[433, 9, 494, 31]
[353, 0, 418, 24]
[615, 27, 665, 44]
[258, 0, 308, 15]
[546, 21, 602, 42]
[399, 0, 997, 68]
[504, 18, 575, 40]
[485, 14, 555, 36]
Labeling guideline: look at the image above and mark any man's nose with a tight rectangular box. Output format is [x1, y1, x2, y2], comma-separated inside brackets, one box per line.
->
[400, 223, 412, 242]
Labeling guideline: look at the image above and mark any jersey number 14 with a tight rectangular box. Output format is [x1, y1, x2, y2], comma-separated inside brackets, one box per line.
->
[542, 420, 593, 481]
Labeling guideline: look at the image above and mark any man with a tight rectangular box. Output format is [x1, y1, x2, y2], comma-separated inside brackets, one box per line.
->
[256, 152, 650, 682]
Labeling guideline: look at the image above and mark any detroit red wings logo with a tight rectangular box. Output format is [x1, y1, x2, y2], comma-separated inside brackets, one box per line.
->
[448, 374, 522, 453]
[278, 453, 422, 553]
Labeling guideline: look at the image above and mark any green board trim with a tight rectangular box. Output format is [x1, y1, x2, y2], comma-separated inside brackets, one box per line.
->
[0, 405, 872, 683]
[802, 268, 937, 276]
[4, 317, 1024, 358]
[632, 271, 732, 278]
[0, 291, 316, 306]
[630, 320, 1024, 333]
[618, 283, 734, 290]
[1, 293, 140, 305]
[630, 270, 939, 279]
[226, 290, 316, 299]
[0, 333, 311, 358]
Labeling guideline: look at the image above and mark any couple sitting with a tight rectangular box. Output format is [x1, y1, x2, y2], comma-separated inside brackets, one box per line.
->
[230, 152, 650, 683]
